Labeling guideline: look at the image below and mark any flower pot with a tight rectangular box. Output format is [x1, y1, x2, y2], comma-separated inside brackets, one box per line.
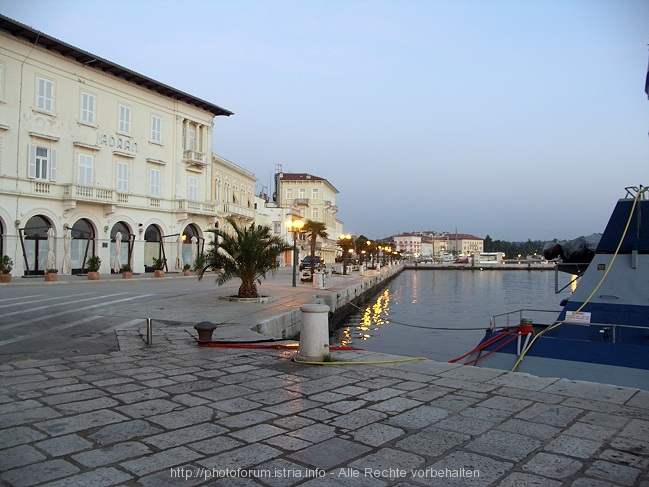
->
[154, 270, 164, 277]
[121, 271, 133, 279]
[0, 273, 11, 283]
[44, 272, 57, 282]
[183, 269, 190, 276]
[87, 271, 100, 280]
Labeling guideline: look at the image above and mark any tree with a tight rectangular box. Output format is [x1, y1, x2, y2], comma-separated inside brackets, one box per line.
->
[303, 219, 329, 277]
[199, 217, 288, 298]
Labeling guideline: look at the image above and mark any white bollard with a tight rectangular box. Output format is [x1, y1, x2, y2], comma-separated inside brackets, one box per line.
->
[296, 303, 330, 361]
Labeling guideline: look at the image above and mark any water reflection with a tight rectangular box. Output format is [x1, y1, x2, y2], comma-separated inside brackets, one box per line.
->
[334, 270, 574, 362]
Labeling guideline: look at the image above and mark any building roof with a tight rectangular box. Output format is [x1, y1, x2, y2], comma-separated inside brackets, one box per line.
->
[278, 173, 339, 193]
[0, 14, 233, 118]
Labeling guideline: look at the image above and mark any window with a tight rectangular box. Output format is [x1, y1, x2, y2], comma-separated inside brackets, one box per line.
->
[151, 115, 162, 143]
[188, 176, 198, 201]
[312, 188, 319, 200]
[273, 222, 282, 234]
[286, 188, 293, 200]
[77, 154, 93, 186]
[311, 207, 319, 219]
[149, 168, 161, 197]
[27, 144, 57, 181]
[36, 76, 54, 112]
[118, 104, 131, 134]
[187, 128, 196, 151]
[299, 188, 306, 199]
[116, 161, 129, 192]
[80, 92, 95, 124]
[0, 62, 4, 100]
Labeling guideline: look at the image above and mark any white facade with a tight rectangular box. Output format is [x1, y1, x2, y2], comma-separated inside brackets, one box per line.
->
[0, 15, 236, 276]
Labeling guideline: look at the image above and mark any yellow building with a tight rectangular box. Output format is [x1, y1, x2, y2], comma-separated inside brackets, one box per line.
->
[0, 15, 237, 275]
[274, 172, 340, 265]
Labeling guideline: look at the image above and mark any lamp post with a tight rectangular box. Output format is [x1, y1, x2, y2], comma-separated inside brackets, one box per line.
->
[339, 234, 352, 275]
[286, 219, 304, 287]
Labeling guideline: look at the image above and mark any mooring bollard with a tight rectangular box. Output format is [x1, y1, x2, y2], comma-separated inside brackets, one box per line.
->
[296, 303, 330, 362]
[194, 322, 218, 343]
[146, 318, 152, 346]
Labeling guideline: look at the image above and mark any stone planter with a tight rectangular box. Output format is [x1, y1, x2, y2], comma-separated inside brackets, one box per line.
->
[121, 271, 133, 279]
[44, 272, 58, 282]
[87, 271, 100, 280]
[0, 273, 11, 283]
[154, 270, 164, 277]
[183, 269, 190, 276]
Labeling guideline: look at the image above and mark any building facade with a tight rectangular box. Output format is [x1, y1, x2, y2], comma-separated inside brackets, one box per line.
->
[0, 15, 235, 275]
[274, 172, 340, 265]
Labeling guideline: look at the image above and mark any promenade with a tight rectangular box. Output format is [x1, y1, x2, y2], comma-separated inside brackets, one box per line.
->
[0, 267, 648, 486]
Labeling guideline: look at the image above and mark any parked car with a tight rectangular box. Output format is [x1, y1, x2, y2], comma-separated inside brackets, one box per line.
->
[299, 256, 325, 271]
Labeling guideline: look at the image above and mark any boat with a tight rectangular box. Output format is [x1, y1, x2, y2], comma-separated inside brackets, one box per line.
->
[456, 186, 649, 390]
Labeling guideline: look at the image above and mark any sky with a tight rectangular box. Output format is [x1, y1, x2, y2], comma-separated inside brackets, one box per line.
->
[1, 0, 648, 241]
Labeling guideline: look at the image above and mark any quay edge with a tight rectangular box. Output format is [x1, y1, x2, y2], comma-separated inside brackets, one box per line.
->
[252, 264, 404, 338]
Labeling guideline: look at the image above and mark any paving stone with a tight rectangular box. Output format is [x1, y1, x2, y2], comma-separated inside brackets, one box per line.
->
[0, 444, 47, 471]
[459, 406, 513, 422]
[36, 466, 132, 487]
[144, 424, 228, 449]
[116, 399, 180, 418]
[329, 409, 387, 431]
[120, 445, 203, 476]
[522, 451, 582, 479]
[498, 472, 563, 487]
[433, 414, 494, 436]
[299, 407, 337, 421]
[73, 441, 152, 467]
[351, 423, 405, 447]
[216, 410, 278, 429]
[89, 419, 164, 445]
[0, 426, 47, 448]
[36, 434, 94, 456]
[422, 451, 512, 486]
[599, 448, 649, 469]
[0, 459, 80, 487]
[194, 384, 256, 402]
[171, 393, 211, 407]
[466, 430, 542, 462]
[264, 398, 321, 416]
[544, 435, 603, 458]
[244, 388, 302, 406]
[54, 397, 119, 414]
[0, 399, 44, 415]
[496, 418, 561, 440]
[189, 435, 244, 455]
[564, 421, 616, 441]
[385, 405, 448, 430]
[619, 418, 649, 442]
[35, 409, 128, 436]
[323, 400, 366, 414]
[209, 397, 263, 413]
[0, 406, 63, 428]
[368, 397, 422, 414]
[40, 388, 107, 406]
[289, 437, 371, 470]
[515, 403, 582, 427]
[395, 427, 470, 458]
[148, 405, 219, 429]
[429, 394, 481, 411]
[12, 378, 79, 392]
[478, 395, 533, 412]
[113, 388, 169, 404]
[584, 459, 642, 486]
[349, 447, 425, 479]
[264, 434, 313, 452]
[543, 379, 638, 404]
[287, 424, 337, 443]
[199, 443, 282, 470]
[273, 415, 314, 431]
[229, 424, 286, 443]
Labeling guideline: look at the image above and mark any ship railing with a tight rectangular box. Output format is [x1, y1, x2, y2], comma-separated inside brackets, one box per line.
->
[489, 309, 561, 331]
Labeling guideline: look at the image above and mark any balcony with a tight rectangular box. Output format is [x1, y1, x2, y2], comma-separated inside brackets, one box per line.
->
[222, 202, 255, 221]
[294, 198, 309, 205]
[183, 150, 207, 166]
[176, 199, 218, 216]
[63, 184, 114, 203]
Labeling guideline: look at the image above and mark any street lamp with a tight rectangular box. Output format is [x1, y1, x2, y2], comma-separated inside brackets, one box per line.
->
[286, 219, 304, 287]
[339, 234, 352, 275]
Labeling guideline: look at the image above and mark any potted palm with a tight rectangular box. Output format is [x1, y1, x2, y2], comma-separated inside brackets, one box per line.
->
[152, 257, 166, 277]
[193, 252, 206, 277]
[87, 255, 101, 280]
[45, 268, 58, 281]
[120, 263, 133, 279]
[0, 255, 13, 283]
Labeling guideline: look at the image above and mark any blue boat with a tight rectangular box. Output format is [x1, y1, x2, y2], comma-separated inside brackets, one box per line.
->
[461, 186, 649, 390]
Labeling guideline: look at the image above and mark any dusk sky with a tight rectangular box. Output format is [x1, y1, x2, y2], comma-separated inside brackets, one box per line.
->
[1, 0, 647, 241]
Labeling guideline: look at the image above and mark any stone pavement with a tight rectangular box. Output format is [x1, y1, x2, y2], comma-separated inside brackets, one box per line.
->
[1, 270, 649, 486]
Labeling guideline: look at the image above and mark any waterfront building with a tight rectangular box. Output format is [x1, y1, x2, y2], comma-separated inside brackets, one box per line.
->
[393, 233, 422, 258]
[273, 172, 340, 265]
[0, 15, 241, 276]
[445, 233, 484, 256]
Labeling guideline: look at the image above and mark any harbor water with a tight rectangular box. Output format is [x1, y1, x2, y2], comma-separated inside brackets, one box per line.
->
[335, 268, 576, 363]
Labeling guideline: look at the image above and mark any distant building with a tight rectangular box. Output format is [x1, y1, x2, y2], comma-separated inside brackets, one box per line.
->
[274, 172, 341, 265]
[393, 233, 422, 258]
[446, 233, 484, 256]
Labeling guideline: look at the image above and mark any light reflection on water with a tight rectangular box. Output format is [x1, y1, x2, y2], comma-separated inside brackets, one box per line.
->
[334, 269, 575, 362]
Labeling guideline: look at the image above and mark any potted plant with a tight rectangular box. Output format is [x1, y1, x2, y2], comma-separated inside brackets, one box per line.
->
[193, 253, 206, 277]
[152, 257, 166, 277]
[0, 255, 13, 283]
[183, 263, 191, 276]
[87, 255, 101, 280]
[45, 268, 58, 282]
[120, 263, 133, 279]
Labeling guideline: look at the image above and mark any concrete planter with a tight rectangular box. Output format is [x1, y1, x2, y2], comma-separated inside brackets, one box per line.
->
[0, 273, 11, 283]
[121, 271, 133, 279]
[154, 270, 164, 278]
[87, 271, 100, 280]
[44, 272, 57, 282]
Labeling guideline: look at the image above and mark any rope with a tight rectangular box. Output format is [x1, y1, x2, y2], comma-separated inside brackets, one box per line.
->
[510, 187, 643, 372]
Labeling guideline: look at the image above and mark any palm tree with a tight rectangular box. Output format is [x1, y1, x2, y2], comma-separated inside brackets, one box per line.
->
[199, 217, 288, 298]
[303, 220, 329, 277]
